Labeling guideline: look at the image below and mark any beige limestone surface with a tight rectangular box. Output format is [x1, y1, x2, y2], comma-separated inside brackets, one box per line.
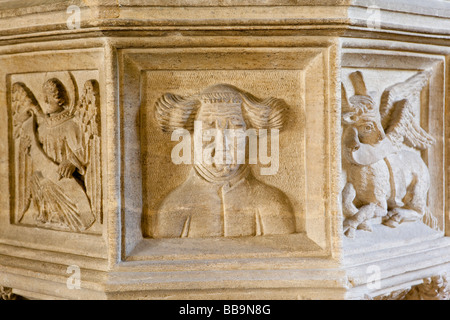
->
[0, 0, 450, 300]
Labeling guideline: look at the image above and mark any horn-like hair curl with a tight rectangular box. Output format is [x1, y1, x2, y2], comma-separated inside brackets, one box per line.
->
[154, 84, 288, 132]
[154, 93, 199, 132]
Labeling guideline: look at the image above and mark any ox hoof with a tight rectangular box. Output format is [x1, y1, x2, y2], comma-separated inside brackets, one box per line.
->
[382, 218, 400, 228]
[357, 222, 373, 232]
[344, 226, 356, 238]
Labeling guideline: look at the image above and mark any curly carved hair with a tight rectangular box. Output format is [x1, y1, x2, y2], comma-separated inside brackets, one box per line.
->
[154, 84, 288, 132]
[42, 78, 69, 108]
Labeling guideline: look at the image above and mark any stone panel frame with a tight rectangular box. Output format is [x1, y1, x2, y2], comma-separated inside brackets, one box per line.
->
[0, 48, 108, 259]
[340, 38, 450, 299]
[341, 40, 446, 247]
[116, 37, 341, 265]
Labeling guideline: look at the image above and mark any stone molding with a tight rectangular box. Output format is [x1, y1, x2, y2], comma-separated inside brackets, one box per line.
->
[371, 274, 450, 300]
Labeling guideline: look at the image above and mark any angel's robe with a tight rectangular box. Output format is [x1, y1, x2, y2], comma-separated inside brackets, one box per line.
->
[152, 167, 296, 238]
[27, 108, 94, 230]
[37, 109, 86, 172]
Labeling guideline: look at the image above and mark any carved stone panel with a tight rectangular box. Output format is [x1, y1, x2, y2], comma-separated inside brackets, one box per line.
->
[341, 70, 436, 237]
[151, 83, 296, 239]
[0, 49, 107, 258]
[142, 69, 307, 242]
[9, 71, 102, 233]
[118, 43, 338, 259]
[341, 45, 445, 245]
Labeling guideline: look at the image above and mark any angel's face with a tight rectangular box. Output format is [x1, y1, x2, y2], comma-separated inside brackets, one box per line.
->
[43, 92, 63, 115]
[42, 80, 65, 115]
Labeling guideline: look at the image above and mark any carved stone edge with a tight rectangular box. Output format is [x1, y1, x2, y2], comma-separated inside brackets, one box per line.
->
[2, 276, 450, 300]
[368, 274, 450, 300]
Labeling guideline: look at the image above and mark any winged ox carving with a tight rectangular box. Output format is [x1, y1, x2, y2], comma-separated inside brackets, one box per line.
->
[341, 70, 437, 238]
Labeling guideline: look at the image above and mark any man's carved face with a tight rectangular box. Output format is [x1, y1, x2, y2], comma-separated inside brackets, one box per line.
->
[195, 101, 247, 179]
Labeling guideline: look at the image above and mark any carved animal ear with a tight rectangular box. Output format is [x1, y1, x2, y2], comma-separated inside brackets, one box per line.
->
[341, 83, 357, 126]
[349, 71, 368, 96]
[342, 112, 356, 125]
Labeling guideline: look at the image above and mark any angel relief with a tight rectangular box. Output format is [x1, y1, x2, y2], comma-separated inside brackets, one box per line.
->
[341, 71, 438, 238]
[11, 77, 102, 232]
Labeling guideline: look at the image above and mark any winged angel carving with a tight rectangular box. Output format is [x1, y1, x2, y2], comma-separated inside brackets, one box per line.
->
[11, 77, 101, 232]
[341, 71, 438, 238]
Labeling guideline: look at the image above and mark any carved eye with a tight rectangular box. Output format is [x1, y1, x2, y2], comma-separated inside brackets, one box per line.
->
[364, 124, 374, 132]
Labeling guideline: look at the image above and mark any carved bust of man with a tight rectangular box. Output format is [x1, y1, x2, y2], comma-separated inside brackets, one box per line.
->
[152, 84, 296, 238]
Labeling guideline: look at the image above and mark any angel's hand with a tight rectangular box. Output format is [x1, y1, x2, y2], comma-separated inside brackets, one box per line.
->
[57, 160, 76, 180]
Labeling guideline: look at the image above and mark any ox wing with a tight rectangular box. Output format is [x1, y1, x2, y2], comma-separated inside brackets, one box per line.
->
[385, 99, 435, 150]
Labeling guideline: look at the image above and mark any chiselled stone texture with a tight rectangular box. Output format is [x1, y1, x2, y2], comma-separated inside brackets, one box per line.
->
[371, 289, 410, 301]
[372, 274, 450, 300]
[0, 0, 450, 300]
[0, 287, 21, 300]
[405, 274, 450, 300]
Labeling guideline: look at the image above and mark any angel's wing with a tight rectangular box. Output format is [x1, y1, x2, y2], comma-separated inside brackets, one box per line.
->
[385, 99, 435, 150]
[11, 82, 41, 222]
[74, 80, 102, 223]
[380, 70, 432, 129]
